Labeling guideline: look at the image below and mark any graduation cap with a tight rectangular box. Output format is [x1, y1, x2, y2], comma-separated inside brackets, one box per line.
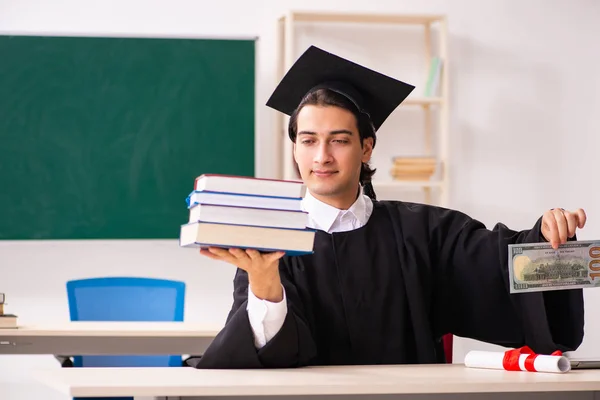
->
[266, 45, 415, 132]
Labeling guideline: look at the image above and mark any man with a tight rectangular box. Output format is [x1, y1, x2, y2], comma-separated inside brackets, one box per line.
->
[186, 46, 587, 369]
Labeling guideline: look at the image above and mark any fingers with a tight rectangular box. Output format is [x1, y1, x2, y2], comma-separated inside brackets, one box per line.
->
[209, 246, 232, 257]
[246, 249, 261, 260]
[266, 251, 286, 263]
[200, 247, 285, 273]
[200, 247, 237, 264]
[246, 249, 284, 262]
[563, 210, 578, 238]
[199, 248, 220, 260]
[556, 208, 587, 239]
[543, 210, 560, 249]
[553, 208, 568, 245]
[200, 247, 251, 271]
[543, 208, 587, 249]
[576, 208, 587, 229]
[228, 248, 250, 261]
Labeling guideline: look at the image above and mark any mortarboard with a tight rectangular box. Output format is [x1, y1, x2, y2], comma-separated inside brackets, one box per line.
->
[266, 45, 415, 132]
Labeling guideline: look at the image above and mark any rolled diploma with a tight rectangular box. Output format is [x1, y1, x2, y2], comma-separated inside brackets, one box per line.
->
[464, 350, 571, 373]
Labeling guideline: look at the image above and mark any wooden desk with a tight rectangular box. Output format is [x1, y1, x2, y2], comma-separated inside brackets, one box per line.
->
[0, 322, 219, 355]
[32, 364, 600, 400]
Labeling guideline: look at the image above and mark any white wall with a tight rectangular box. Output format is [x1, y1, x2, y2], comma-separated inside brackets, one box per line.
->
[1, 0, 599, 399]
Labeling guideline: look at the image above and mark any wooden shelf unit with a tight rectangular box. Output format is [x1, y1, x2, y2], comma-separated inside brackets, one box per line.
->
[275, 11, 449, 206]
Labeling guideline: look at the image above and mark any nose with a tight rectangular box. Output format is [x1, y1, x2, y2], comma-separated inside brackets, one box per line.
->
[314, 142, 333, 165]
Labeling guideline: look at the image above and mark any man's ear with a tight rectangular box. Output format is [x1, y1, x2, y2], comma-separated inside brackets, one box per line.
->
[361, 137, 374, 163]
[292, 142, 297, 164]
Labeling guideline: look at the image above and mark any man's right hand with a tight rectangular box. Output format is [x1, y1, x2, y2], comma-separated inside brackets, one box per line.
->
[200, 247, 285, 302]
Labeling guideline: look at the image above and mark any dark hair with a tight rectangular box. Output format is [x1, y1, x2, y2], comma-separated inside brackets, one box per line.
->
[288, 88, 377, 199]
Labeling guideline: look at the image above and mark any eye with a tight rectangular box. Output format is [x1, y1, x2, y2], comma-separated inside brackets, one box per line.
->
[300, 139, 315, 145]
[333, 139, 349, 144]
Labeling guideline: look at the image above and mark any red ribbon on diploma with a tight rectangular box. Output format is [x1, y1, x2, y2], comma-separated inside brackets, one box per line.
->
[502, 346, 563, 372]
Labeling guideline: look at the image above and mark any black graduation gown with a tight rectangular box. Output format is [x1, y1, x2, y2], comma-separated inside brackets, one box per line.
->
[185, 200, 585, 369]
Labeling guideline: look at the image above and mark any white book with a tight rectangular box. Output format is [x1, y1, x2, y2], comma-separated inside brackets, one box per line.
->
[194, 174, 306, 199]
[189, 203, 308, 230]
[179, 222, 315, 255]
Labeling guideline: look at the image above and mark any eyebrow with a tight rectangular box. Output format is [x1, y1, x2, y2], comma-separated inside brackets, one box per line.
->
[297, 129, 354, 136]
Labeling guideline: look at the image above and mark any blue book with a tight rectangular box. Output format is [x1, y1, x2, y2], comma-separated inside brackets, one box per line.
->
[186, 190, 303, 212]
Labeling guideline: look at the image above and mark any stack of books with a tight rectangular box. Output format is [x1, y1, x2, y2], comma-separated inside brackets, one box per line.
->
[179, 174, 315, 255]
[390, 156, 437, 181]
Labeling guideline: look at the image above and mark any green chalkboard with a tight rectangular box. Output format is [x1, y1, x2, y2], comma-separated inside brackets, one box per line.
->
[0, 35, 255, 239]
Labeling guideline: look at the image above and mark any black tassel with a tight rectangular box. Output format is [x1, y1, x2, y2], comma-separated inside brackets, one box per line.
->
[362, 181, 377, 200]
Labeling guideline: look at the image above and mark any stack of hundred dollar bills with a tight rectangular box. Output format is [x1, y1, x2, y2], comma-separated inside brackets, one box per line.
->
[509, 240, 600, 293]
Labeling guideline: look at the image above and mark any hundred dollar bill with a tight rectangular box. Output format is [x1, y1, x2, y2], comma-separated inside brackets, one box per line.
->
[508, 241, 600, 293]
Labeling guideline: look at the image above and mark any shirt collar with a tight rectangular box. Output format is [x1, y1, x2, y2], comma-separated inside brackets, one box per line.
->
[301, 186, 370, 232]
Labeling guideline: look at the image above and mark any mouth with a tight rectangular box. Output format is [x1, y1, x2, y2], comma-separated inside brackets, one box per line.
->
[312, 170, 338, 177]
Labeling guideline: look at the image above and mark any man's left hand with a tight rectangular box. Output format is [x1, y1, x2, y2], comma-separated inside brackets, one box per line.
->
[541, 208, 587, 249]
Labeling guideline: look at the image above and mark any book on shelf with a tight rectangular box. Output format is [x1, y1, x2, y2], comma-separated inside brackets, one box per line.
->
[392, 156, 437, 164]
[424, 57, 443, 97]
[194, 174, 306, 199]
[180, 222, 315, 255]
[390, 156, 436, 181]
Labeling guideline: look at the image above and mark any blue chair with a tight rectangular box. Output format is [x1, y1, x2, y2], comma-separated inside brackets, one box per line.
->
[66, 277, 186, 400]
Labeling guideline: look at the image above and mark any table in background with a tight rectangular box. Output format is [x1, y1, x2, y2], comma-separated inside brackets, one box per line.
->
[0, 321, 220, 355]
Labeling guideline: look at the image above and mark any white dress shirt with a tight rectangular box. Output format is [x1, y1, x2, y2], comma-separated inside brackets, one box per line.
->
[246, 187, 373, 348]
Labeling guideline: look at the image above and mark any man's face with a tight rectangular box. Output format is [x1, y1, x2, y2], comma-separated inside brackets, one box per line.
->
[293, 105, 373, 208]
